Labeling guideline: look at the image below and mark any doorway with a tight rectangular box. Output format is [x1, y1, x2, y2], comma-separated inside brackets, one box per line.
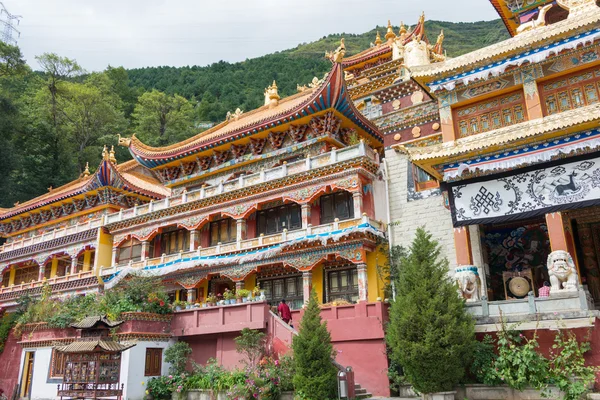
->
[20, 351, 35, 398]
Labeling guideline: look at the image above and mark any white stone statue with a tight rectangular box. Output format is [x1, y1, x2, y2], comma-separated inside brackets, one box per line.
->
[404, 34, 430, 68]
[547, 250, 579, 294]
[455, 265, 481, 302]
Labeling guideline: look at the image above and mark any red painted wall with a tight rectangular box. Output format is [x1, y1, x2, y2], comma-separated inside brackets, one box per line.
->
[310, 202, 320, 226]
[183, 332, 245, 369]
[0, 330, 22, 397]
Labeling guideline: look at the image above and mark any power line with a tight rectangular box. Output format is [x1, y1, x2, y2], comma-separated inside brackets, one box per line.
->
[0, 2, 21, 45]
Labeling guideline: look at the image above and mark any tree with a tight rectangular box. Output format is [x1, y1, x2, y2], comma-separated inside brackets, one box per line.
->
[164, 341, 192, 375]
[292, 289, 337, 400]
[131, 89, 195, 146]
[0, 41, 27, 77]
[234, 328, 266, 368]
[385, 228, 475, 394]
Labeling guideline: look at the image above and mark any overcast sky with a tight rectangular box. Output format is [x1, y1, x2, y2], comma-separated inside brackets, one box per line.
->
[6, 0, 499, 72]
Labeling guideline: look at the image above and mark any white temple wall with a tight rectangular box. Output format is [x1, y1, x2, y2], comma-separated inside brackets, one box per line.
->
[122, 339, 176, 400]
[384, 149, 457, 268]
[26, 347, 56, 400]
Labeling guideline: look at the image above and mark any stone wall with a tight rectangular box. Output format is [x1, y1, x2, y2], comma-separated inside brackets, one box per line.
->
[384, 149, 457, 267]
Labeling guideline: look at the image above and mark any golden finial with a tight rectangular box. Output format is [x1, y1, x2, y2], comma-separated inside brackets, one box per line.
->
[109, 145, 117, 164]
[264, 80, 280, 107]
[385, 20, 396, 41]
[437, 29, 445, 45]
[399, 21, 407, 36]
[102, 145, 109, 161]
[331, 38, 346, 63]
[419, 11, 425, 25]
[83, 162, 90, 178]
[374, 31, 382, 46]
[48, 186, 53, 192]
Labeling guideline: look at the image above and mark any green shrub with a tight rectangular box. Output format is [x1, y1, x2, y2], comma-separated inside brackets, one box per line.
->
[146, 376, 174, 400]
[549, 331, 597, 400]
[292, 289, 337, 400]
[234, 327, 265, 367]
[470, 335, 501, 385]
[165, 341, 192, 375]
[386, 228, 476, 394]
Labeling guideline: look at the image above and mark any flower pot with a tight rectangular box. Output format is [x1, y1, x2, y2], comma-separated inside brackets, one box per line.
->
[175, 306, 182, 311]
[236, 298, 242, 304]
[242, 297, 248, 303]
[185, 304, 191, 309]
[260, 290, 266, 300]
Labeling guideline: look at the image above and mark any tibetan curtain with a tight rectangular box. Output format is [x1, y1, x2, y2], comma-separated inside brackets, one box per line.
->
[448, 155, 600, 226]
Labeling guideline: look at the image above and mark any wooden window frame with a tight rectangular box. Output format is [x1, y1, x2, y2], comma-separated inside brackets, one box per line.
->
[326, 267, 359, 303]
[412, 165, 439, 192]
[144, 348, 162, 377]
[258, 275, 303, 310]
[540, 66, 600, 116]
[453, 91, 526, 138]
[157, 228, 188, 255]
[320, 192, 355, 224]
[49, 349, 66, 378]
[209, 218, 236, 246]
[14, 263, 39, 284]
[118, 238, 143, 264]
[257, 203, 301, 236]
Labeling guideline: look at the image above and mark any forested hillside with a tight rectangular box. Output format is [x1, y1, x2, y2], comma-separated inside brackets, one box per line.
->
[0, 19, 508, 207]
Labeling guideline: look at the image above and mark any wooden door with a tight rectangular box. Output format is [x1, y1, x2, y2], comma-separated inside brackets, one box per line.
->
[21, 351, 35, 398]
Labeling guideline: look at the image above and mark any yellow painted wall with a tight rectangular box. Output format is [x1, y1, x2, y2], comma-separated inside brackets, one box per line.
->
[311, 265, 324, 303]
[367, 246, 388, 302]
[244, 273, 256, 291]
[95, 227, 113, 275]
[198, 280, 209, 301]
[83, 251, 92, 272]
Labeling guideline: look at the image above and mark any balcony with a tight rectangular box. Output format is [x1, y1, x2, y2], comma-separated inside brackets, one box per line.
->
[0, 270, 98, 302]
[171, 301, 269, 336]
[0, 218, 102, 254]
[104, 142, 379, 225]
[102, 215, 384, 275]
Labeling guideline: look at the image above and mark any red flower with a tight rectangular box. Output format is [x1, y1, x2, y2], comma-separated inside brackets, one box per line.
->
[159, 301, 165, 306]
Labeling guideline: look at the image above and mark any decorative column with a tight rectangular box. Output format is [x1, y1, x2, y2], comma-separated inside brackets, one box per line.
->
[236, 219, 247, 243]
[38, 265, 45, 281]
[83, 250, 92, 272]
[189, 229, 199, 251]
[141, 241, 149, 261]
[357, 263, 368, 302]
[111, 247, 118, 267]
[352, 191, 363, 218]
[302, 271, 312, 305]
[187, 288, 195, 304]
[301, 204, 311, 229]
[439, 104, 456, 142]
[576, 224, 600, 300]
[235, 281, 244, 291]
[8, 267, 15, 286]
[70, 256, 78, 275]
[523, 80, 543, 120]
[453, 226, 473, 266]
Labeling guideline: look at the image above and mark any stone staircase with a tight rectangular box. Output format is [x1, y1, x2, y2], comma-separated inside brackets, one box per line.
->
[354, 383, 372, 399]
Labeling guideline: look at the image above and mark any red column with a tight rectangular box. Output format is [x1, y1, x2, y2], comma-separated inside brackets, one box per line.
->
[453, 226, 473, 265]
[546, 211, 581, 279]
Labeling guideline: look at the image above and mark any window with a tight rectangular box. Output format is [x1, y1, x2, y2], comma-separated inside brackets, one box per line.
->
[541, 66, 600, 115]
[320, 192, 354, 224]
[209, 218, 236, 246]
[257, 204, 301, 236]
[156, 228, 188, 255]
[145, 348, 162, 376]
[118, 238, 143, 263]
[413, 165, 439, 192]
[259, 276, 303, 310]
[49, 349, 66, 378]
[326, 268, 359, 303]
[454, 91, 526, 138]
[14, 263, 38, 284]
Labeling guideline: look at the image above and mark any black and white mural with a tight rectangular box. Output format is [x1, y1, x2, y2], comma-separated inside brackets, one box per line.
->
[451, 156, 600, 225]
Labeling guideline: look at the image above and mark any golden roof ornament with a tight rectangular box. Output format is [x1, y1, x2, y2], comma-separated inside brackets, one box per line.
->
[117, 133, 132, 147]
[83, 162, 90, 178]
[374, 31, 382, 46]
[308, 76, 324, 89]
[385, 20, 396, 41]
[226, 108, 243, 122]
[297, 83, 308, 93]
[331, 38, 346, 63]
[109, 146, 117, 164]
[398, 21, 407, 36]
[264, 80, 280, 108]
[101, 145, 109, 161]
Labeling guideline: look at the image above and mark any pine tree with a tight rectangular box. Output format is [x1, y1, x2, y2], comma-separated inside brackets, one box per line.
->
[292, 289, 338, 400]
[386, 227, 475, 394]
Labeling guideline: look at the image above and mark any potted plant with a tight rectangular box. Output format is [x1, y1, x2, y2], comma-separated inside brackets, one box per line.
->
[252, 284, 261, 301]
[172, 300, 186, 311]
[206, 293, 217, 306]
[223, 288, 235, 304]
[237, 289, 250, 303]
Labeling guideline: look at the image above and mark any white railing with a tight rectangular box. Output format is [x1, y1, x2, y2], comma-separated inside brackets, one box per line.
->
[104, 141, 379, 225]
[101, 215, 385, 275]
[0, 270, 96, 294]
[0, 218, 102, 254]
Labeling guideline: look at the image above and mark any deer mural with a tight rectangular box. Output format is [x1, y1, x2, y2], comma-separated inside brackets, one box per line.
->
[555, 171, 578, 196]
[516, 4, 554, 35]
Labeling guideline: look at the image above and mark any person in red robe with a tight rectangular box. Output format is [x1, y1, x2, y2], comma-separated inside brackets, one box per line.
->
[277, 298, 292, 324]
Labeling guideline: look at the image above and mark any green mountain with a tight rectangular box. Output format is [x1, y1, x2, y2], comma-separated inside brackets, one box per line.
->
[127, 19, 509, 123]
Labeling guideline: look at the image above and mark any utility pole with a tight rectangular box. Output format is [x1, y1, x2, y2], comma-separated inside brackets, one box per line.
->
[0, 2, 21, 45]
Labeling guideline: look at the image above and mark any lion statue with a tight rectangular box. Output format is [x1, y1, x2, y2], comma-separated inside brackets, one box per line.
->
[455, 265, 481, 302]
[547, 250, 578, 294]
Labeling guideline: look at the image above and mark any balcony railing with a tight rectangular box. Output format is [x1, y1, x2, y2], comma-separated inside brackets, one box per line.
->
[0, 270, 96, 294]
[101, 215, 384, 275]
[104, 141, 378, 225]
[0, 218, 102, 254]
